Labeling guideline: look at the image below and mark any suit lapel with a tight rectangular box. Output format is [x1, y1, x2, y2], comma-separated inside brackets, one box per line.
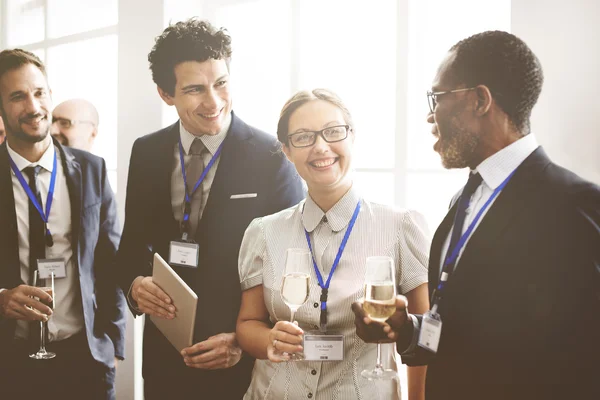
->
[195, 113, 252, 243]
[160, 122, 180, 234]
[58, 143, 82, 269]
[449, 147, 552, 273]
[0, 143, 21, 286]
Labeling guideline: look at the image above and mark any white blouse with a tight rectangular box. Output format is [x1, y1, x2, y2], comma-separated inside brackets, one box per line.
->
[238, 187, 430, 400]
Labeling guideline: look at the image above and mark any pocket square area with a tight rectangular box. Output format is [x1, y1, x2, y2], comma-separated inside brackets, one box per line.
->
[230, 193, 258, 199]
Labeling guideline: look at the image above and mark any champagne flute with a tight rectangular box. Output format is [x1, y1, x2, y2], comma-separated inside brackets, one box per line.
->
[280, 248, 311, 361]
[361, 256, 397, 380]
[29, 270, 56, 360]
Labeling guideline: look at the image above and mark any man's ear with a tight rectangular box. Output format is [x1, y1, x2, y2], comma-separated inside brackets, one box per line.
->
[157, 86, 175, 106]
[474, 85, 493, 116]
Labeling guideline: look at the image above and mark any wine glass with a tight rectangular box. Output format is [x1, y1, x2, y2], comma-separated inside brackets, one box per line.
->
[361, 256, 397, 380]
[280, 248, 311, 361]
[29, 270, 56, 360]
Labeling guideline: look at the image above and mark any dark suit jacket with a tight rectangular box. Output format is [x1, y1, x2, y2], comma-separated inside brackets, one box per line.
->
[0, 140, 127, 368]
[402, 147, 600, 400]
[116, 113, 304, 398]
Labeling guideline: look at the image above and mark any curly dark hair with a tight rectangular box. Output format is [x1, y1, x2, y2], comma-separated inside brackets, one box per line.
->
[448, 30, 543, 134]
[148, 18, 232, 96]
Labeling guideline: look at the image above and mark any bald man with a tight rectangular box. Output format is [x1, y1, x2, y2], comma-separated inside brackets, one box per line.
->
[0, 116, 5, 144]
[51, 98, 99, 151]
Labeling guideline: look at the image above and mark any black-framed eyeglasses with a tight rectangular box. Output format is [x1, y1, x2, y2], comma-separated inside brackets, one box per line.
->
[427, 87, 476, 113]
[287, 124, 351, 148]
[52, 116, 96, 129]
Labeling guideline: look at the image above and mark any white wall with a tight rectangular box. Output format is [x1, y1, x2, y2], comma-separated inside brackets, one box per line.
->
[512, 0, 600, 184]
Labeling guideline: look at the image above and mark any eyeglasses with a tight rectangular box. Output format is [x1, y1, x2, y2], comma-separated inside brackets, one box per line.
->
[287, 124, 351, 148]
[52, 116, 96, 129]
[426, 87, 476, 113]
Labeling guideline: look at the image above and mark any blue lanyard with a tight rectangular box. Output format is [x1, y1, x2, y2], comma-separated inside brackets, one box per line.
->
[434, 170, 517, 306]
[178, 138, 224, 239]
[9, 151, 58, 247]
[304, 201, 361, 331]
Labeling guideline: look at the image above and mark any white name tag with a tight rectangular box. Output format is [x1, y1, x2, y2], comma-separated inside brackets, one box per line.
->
[37, 258, 67, 279]
[418, 311, 442, 353]
[303, 333, 344, 361]
[169, 241, 199, 268]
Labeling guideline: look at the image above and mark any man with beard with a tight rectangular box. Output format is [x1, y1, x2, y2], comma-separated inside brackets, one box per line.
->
[0, 49, 126, 400]
[352, 31, 600, 400]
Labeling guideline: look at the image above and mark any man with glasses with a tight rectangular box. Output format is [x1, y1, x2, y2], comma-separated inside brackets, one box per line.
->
[51, 98, 99, 151]
[353, 31, 600, 400]
[116, 18, 303, 399]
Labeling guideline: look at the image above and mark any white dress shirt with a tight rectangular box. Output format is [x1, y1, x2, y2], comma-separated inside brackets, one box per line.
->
[239, 187, 430, 400]
[171, 114, 231, 232]
[6, 141, 84, 341]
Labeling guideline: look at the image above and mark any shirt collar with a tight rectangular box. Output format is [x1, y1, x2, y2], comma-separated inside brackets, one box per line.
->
[179, 112, 232, 156]
[6, 140, 55, 173]
[302, 185, 361, 233]
[476, 133, 539, 190]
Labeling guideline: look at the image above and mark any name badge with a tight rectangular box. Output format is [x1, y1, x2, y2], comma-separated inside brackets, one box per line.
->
[169, 241, 199, 268]
[418, 311, 442, 353]
[37, 258, 67, 279]
[303, 333, 344, 361]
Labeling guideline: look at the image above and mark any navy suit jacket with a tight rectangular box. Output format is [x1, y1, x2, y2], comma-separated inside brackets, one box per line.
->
[0, 140, 127, 368]
[402, 147, 600, 400]
[116, 113, 304, 397]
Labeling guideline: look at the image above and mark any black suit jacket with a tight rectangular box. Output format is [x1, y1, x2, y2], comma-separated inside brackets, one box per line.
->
[116, 113, 304, 398]
[0, 140, 127, 368]
[402, 147, 600, 400]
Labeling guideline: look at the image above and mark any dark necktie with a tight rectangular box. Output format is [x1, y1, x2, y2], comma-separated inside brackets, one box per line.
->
[25, 165, 46, 284]
[445, 172, 483, 270]
[24, 165, 46, 347]
[186, 139, 206, 236]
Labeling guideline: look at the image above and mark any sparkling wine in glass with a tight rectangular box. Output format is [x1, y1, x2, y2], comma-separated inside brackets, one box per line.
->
[29, 270, 56, 360]
[280, 248, 311, 360]
[361, 256, 397, 380]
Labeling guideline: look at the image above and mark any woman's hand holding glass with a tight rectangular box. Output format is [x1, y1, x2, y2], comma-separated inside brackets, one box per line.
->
[267, 320, 304, 362]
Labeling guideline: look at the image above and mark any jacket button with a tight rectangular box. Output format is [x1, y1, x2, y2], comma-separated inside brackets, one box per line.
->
[311, 369, 317, 375]
[313, 302, 319, 308]
[308, 393, 313, 398]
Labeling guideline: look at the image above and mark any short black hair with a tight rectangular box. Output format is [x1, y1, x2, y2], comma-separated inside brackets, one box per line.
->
[448, 30, 543, 134]
[148, 18, 232, 96]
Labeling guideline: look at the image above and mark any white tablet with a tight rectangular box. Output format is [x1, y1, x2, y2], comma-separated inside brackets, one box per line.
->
[150, 253, 198, 352]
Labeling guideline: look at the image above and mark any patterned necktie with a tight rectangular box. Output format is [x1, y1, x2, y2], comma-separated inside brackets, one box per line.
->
[445, 172, 483, 270]
[186, 139, 206, 236]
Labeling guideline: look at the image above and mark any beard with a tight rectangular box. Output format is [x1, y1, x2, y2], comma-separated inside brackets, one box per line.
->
[6, 113, 50, 144]
[437, 118, 480, 169]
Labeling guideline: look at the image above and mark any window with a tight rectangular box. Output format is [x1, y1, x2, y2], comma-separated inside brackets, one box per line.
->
[1, 0, 118, 191]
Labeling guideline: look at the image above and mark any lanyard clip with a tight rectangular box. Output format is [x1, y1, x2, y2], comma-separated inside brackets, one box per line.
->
[319, 288, 328, 303]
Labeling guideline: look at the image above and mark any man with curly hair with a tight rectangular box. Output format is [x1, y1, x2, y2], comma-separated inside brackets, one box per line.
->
[116, 18, 303, 399]
[353, 31, 600, 400]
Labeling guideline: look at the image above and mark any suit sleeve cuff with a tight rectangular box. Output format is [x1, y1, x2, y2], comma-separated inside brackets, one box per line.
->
[399, 314, 420, 355]
[126, 281, 143, 316]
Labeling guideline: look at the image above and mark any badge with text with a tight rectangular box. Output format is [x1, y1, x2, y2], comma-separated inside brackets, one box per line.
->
[418, 311, 442, 354]
[303, 333, 344, 361]
[169, 241, 199, 268]
[37, 258, 67, 279]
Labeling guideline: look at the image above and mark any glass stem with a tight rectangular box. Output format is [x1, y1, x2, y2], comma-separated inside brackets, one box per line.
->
[290, 309, 296, 323]
[376, 343, 383, 370]
[40, 321, 47, 352]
